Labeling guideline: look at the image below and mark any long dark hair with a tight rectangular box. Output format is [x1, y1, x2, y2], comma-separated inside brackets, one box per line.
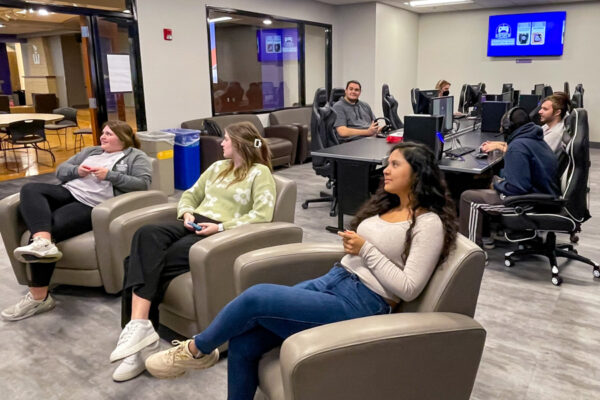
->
[349, 142, 457, 263]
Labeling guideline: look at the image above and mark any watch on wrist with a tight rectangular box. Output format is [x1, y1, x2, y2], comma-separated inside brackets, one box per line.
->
[218, 223, 224, 232]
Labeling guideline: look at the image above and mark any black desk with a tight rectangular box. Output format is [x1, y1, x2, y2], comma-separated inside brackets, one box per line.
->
[311, 129, 504, 231]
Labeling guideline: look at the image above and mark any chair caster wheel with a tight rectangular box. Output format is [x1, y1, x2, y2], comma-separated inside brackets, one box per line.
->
[593, 267, 600, 279]
[551, 276, 563, 286]
[301, 202, 308, 209]
[504, 257, 514, 267]
[329, 211, 336, 217]
[570, 233, 579, 243]
[518, 244, 525, 250]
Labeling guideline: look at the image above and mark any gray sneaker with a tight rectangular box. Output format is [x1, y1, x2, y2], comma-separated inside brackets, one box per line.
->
[1, 292, 56, 321]
[14, 237, 62, 263]
[112, 340, 160, 382]
[145, 339, 219, 379]
[110, 319, 160, 362]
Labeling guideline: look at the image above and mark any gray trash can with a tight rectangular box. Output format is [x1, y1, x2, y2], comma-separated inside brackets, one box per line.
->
[137, 131, 175, 195]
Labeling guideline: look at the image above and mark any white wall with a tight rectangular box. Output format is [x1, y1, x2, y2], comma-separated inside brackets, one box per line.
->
[375, 3, 419, 118]
[48, 36, 67, 108]
[137, 0, 337, 130]
[417, 2, 600, 141]
[333, 3, 376, 109]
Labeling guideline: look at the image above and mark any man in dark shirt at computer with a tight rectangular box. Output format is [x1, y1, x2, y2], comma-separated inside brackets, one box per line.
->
[459, 107, 559, 248]
[332, 80, 382, 142]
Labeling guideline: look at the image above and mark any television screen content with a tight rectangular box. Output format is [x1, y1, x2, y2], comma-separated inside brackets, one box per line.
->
[487, 11, 566, 57]
[256, 28, 299, 62]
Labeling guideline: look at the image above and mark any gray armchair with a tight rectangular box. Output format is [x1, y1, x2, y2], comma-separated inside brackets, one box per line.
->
[0, 159, 166, 294]
[234, 234, 487, 400]
[269, 107, 312, 164]
[108, 175, 303, 339]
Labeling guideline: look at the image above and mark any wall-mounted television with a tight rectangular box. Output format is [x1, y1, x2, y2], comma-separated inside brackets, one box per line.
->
[256, 28, 299, 62]
[487, 11, 566, 57]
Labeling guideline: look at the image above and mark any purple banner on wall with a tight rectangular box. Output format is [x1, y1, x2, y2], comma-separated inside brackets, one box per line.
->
[0, 43, 13, 96]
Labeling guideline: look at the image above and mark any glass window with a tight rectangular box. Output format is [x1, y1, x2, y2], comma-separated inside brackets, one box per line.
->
[207, 8, 331, 114]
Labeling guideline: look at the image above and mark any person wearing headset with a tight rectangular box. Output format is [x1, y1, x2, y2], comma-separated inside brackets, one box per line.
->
[481, 92, 571, 154]
[332, 80, 382, 142]
[459, 107, 559, 248]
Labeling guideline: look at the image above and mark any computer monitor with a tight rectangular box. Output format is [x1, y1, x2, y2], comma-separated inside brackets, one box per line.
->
[563, 82, 570, 99]
[403, 114, 444, 160]
[481, 101, 511, 133]
[415, 89, 438, 114]
[543, 86, 553, 98]
[512, 89, 520, 107]
[502, 90, 513, 103]
[429, 96, 454, 133]
[518, 94, 541, 114]
[485, 94, 503, 102]
[533, 84, 545, 96]
[501, 83, 513, 93]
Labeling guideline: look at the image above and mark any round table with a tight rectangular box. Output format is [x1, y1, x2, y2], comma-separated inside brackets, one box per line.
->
[0, 113, 63, 127]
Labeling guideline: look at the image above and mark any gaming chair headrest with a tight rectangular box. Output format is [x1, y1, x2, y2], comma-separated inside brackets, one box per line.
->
[313, 88, 328, 108]
[501, 106, 530, 135]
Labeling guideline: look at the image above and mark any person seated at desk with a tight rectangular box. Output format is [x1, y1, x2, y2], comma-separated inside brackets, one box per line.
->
[436, 79, 464, 118]
[435, 79, 451, 97]
[481, 92, 570, 154]
[332, 80, 382, 142]
[459, 107, 559, 248]
[1, 121, 151, 321]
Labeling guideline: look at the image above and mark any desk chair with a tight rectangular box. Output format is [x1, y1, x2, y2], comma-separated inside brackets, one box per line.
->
[498, 108, 599, 286]
[5, 119, 55, 172]
[235, 235, 487, 400]
[382, 83, 403, 129]
[301, 88, 338, 216]
[329, 87, 345, 105]
[45, 107, 78, 150]
[0, 160, 166, 294]
[410, 88, 419, 113]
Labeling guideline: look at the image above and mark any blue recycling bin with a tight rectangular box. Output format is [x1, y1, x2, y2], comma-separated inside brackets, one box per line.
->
[162, 128, 200, 190]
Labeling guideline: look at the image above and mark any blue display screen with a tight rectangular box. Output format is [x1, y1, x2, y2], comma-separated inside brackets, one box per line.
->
[487, 11, 566, 57]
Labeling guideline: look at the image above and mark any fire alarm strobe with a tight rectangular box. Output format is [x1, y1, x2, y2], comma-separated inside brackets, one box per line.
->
[164, 29, 172, 41]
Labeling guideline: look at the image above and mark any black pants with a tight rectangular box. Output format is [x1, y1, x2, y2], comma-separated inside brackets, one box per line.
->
[459, 189, 503, 246]
[121, 215, 218, 329]
[18, 183, 93, 287]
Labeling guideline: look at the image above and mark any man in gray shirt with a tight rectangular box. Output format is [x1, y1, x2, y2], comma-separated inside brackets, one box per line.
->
[332, 80, 382, 142]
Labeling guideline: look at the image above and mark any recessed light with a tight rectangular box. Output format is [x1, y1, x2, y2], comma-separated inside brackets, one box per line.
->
[38, 9, 49, 16]
[0, 24, 5, 28]
[263, 19, 272, 25]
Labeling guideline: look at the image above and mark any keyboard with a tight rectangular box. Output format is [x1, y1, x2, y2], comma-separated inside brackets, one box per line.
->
[445, 146, 476, 157]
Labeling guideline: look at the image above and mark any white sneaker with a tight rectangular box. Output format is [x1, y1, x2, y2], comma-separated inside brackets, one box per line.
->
[145, 339, 219, 379]
[112, 340, 160, 382]
[1, 292, 56, 321]
[14, 237, 63, 263]
[110, 319, 159, 362]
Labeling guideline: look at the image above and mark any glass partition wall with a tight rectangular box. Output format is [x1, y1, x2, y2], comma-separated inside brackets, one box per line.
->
[207, 7, 331, 114]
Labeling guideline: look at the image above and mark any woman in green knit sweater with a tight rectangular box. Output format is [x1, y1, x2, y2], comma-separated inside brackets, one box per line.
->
[110, 121, 276, 382]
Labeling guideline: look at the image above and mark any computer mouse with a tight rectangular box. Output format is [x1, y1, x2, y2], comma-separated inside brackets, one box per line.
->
[475, 152, 488, 159]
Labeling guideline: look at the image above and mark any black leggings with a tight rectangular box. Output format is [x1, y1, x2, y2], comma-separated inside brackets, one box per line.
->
[121, 214, 219, 328]
[18, 183, 93, 287]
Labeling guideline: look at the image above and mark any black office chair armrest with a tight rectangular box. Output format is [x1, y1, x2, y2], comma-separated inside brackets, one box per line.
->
[503, 194, 565, 210]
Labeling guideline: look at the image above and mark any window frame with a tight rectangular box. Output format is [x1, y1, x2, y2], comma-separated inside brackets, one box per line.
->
[205, 6, 332, 116]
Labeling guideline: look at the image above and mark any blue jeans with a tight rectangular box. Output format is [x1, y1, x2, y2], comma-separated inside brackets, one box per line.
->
[193, 264, 391, 400]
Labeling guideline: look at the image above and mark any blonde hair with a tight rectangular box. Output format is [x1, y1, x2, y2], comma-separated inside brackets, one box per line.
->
[435, 80, 451, 91]
[215, 121, 272, 185]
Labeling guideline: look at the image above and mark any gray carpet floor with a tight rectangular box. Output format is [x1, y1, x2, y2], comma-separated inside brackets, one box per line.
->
[1, 153, 599, 399]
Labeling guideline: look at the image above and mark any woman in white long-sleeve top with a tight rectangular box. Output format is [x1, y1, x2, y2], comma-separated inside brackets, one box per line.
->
[145, 142, 458, 400]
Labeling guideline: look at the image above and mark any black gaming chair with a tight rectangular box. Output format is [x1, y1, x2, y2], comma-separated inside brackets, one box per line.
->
[382, 84, 403, 130]
[410, 88, 419, 113]
[301, 88, 339, 216]
[497, 108, 599, 286]
[329, 87, 345, 106]
[563, 82, 570, 99]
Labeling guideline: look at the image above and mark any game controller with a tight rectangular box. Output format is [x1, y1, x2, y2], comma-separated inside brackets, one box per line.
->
[187, 221, 203, 231]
